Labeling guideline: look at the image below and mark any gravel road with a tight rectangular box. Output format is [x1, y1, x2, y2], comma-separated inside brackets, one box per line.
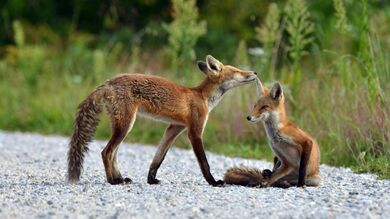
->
[0, 131, 389, 219]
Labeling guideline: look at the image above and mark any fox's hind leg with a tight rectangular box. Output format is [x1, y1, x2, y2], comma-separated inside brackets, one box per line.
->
[148, 124, 185, 184]
[102, 104, 137, 185]
[272, 156, 281, 172]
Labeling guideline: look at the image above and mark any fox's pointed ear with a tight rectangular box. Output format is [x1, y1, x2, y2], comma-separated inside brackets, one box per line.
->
[270, 82, 283, 100]
[256, 78, 266, 97]
[197, 61, 208, 74]
[206, 55, 223, 73]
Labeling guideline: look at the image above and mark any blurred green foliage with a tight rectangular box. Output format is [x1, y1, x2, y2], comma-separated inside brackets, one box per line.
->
[0, 0, 389, 178]
[284, 0, 314, 86]
[255, 3, 281, 80]
[163, 0, 206, 75]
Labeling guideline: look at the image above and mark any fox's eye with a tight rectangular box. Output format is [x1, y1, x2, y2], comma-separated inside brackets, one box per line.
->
[261, 105, 269, 110]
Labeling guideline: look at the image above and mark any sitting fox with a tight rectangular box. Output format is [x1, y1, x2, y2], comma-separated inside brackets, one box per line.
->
[67, 55, 257, 186]
[224, 80, 321, 187]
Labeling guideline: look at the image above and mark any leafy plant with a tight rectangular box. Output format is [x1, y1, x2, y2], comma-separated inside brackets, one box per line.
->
[357, 0, 381, 102]
[255, 3, 281, 80]
[12, 20, 25, 47]
[284, 0, 314, 84]
[333, 0, 347, 35]
[163, 0, 206, 75]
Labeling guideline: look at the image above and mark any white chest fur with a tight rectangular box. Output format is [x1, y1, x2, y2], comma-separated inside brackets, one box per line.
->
[206, 87, 225, 112]
[263, 111, 300, 167]
[263, 111, 284, 142]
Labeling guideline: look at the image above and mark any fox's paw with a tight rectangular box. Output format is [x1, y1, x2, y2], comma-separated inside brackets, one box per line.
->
[147, 178, 161, 185]
[262, 169, 273, 179]
[109, 177, 132, 185]
[257, 180, 270, 188]
[211, 180, 225, 187]
[123, 177, 132, 184]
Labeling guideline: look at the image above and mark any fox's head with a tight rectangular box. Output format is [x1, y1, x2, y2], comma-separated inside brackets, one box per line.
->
[247, 81, 285, 122]
[197, 55, 257, 90]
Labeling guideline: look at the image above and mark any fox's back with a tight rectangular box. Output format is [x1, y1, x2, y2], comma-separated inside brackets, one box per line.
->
[104, 73, 199, 124]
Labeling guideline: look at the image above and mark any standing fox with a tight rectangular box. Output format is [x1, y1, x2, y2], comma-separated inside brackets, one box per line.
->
[67, 55, 257, 186]
[224, 80, 321, 187]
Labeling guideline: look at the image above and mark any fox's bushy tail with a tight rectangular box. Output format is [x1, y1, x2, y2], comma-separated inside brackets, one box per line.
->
[67, 87, 106, 183]
[224, 167, 264, 187]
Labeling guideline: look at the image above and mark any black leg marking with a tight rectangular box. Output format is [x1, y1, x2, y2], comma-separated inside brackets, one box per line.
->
[298, 140, 313, 187]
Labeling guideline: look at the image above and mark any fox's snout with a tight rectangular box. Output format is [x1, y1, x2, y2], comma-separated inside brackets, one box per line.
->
[240, 71, 258, 83]
[248, 71, 257, 77]
[246, 71, 257, 79]
[247, 111, 268, 122]
[246, 115, 259, 122]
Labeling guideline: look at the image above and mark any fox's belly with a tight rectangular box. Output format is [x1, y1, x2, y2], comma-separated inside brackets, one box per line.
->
[271, 140, 320, 178]
[137, 107, 186, 126]
[270, 141, 301, 168]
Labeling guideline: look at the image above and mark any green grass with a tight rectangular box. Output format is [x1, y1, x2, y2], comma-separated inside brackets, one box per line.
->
[353, 152, 390, 179]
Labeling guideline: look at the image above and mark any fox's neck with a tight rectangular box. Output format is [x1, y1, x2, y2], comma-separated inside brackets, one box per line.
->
[263, 109, 288, 141]
[194, 78, 226, 111]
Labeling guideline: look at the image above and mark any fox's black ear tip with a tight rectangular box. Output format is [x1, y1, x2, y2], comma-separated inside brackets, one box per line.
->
[271, 82, 283, 99]
[273, 82, 282, 90]
[198, 60, 206, 65]
[198, 60, 207, 72]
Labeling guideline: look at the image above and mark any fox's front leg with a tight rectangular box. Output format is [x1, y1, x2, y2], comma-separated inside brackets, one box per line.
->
[147, 124, 185, 184]
[187, 122, 224, 186]
[298, 140, 313, 187]
[260, 162, 293, 187]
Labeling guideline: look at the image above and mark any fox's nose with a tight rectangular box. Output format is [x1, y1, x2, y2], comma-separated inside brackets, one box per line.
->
[254, 72, 257, 75]
[246, 116, 251, 121]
